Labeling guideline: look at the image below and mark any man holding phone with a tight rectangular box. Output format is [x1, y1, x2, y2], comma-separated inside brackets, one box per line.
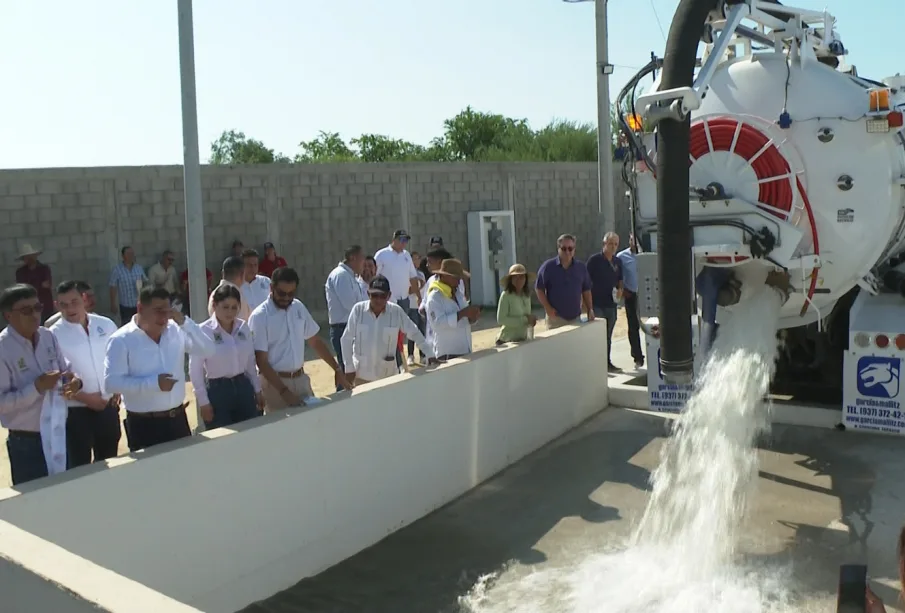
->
[0, 284, 82, 484]
[104, 286, 218, 451]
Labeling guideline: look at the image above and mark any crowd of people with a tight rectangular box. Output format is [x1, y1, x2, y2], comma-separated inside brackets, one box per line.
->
[0, 227, 645, 488]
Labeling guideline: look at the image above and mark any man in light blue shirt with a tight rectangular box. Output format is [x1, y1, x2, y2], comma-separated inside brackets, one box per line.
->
[617, 234, 645, 368]
[325, 245, 367, 391]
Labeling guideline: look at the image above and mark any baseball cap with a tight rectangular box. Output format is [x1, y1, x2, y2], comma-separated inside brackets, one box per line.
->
[393, 229, 410, 240]
[263, 242, 275, 250]
[429, 235, 443, 246]
[368, 275, 391, 295]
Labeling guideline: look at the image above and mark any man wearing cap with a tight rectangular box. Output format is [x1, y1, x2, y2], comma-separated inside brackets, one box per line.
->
[425, 259, 480, 360]
[375, 230, 420, 366]
[341, 275, 436, 385]
[15, 244, 54, 323]
[258, 242, 287, 279]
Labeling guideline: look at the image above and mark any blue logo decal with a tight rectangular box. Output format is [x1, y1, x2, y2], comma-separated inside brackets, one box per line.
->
[857, 356, 901, 399]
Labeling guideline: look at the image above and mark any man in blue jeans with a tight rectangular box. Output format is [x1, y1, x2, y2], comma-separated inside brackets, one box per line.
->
[586, 232, 624, 372]
[325, 246, 367, 392]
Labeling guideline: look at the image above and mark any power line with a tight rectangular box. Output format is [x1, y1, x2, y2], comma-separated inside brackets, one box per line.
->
[649, 0, 667, 42]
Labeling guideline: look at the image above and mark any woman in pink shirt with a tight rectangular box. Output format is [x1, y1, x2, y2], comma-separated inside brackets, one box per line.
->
[188, 285, 263, 429]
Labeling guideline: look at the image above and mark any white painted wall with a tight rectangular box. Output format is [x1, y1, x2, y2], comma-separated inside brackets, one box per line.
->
[0, 322, 609, 612]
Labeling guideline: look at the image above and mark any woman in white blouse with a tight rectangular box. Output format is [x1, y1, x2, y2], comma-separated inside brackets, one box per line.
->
[189, 285, 264, 429]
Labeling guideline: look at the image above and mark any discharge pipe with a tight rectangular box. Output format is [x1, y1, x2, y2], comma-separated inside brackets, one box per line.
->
[656, 0, 726, 384]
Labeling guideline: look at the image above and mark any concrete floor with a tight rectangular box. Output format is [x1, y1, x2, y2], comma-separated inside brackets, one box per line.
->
[238, 405, 905, 613]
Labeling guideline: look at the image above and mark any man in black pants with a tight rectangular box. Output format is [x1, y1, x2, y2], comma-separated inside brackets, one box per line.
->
[617, 234, 645, 369]
[104, 286, 217, 451]
[49, 281, 122, 467]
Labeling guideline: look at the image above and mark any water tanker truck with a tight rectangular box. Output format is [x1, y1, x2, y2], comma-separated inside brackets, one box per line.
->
[621, 0, 905, 434]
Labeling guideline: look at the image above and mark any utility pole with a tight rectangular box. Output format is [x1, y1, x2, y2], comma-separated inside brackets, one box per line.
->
[176, 0, 208, 431]
[564, 0, 616, 239]
[594, 0, 615, 239]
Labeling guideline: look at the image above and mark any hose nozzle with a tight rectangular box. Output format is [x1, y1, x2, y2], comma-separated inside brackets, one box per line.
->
[765, 269, 792, 305]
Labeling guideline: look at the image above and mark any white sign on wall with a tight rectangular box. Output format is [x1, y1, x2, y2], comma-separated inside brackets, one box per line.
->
[842, 351, 905, 436]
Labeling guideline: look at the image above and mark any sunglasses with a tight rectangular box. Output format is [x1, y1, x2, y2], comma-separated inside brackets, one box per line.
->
[274, 288, 296, 299]
[559, 246, 575, 253]
[12, 303, 42, 316]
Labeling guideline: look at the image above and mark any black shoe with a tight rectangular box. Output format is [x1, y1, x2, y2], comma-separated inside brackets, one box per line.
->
[608, 363, 622, 373]
[634, 359, 644, 369]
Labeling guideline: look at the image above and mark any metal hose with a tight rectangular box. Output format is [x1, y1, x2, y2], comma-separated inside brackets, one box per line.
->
[655, 0, 726, 384]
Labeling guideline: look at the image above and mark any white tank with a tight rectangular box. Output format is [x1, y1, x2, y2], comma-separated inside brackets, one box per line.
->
[636, 52, 905, 330]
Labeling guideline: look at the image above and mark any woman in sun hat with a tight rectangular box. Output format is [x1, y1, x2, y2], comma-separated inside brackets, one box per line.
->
[496, 263, 537, 344]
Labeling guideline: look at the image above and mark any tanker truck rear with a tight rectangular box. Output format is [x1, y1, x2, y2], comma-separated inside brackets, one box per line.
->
[621, 0, 905, 434]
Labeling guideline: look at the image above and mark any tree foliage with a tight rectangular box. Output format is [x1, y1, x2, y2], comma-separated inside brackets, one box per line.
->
[209, 106, 624, 165]
[209, 130, 291, 165]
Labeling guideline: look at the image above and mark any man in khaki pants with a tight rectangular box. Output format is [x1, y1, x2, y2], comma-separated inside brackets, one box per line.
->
[248, 267, 351, 411]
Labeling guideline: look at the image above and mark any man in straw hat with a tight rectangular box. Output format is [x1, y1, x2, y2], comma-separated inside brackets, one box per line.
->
[15, 243, 54, 323]
[424, 259, 480, 360]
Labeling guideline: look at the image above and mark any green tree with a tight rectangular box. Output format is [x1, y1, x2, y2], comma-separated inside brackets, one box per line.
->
[294, 131, 358, 163]
[351, 134, 426, 162]
[209, 130, 290, 164]
[211, 105, 624, 165]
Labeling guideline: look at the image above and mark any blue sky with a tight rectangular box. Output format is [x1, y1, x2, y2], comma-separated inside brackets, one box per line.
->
[0, 0, 898, 169]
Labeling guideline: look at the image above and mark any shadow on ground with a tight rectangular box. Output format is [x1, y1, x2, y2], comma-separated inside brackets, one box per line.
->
[743, 424, 904, 608]
[239, 411, 660, 613]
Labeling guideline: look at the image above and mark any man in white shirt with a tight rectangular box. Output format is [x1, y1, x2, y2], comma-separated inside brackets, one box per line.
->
[49, 280, 121, 467]
[419, 248, 466, 345]
[425, 259, 480, 360]
[249, 267, 351, 412]
[325, 245, 366, 391]
[147, 250, 179, 295]
[241, 248, 272, 312]
[341, 276, 436, 385]
[374, 230, 419, 367]
[104, 286, 218, 451]
[45, 280, 96, 328]
[209, 256, 251, 321]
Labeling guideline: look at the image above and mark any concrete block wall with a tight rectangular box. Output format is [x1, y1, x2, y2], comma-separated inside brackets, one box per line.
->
[0, 163, 630, 316]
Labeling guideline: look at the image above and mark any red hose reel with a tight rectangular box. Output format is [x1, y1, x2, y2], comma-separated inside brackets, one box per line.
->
[688, 117, 821, 314]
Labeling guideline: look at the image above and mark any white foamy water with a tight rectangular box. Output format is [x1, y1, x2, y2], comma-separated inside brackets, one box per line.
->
[461, 286, 825, 613]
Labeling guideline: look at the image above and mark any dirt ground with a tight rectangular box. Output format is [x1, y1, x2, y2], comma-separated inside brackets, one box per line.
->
[0, 312, 629, 489]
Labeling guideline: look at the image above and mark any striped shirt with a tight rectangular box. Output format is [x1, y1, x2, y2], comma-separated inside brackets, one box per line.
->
[109, 263, 147, 308]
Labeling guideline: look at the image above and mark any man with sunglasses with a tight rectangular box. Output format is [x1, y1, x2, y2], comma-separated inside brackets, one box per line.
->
[341, 275, 436, 385]
[374, 230, 420, 367]
[535, 233, 595, 330]
[0, 284, 83, 484]
[249, 267, 351, 411]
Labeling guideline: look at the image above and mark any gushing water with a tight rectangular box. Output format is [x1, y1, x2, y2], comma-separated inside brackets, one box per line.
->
[461, 286, 816, 612]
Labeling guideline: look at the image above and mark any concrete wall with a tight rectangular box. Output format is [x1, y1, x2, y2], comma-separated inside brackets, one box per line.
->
[0, 322, 609, 612]
[0, 163, 629, 315]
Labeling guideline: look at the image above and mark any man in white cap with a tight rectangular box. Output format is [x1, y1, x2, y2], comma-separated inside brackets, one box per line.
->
[15, 243, 54, 323]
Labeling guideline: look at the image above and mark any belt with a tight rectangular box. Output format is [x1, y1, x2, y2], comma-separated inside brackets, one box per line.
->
[128, 403, 188, 419]
[208, 374, 246, 383]
[275, 368, 305, 379]
[8, 430, 40, 439]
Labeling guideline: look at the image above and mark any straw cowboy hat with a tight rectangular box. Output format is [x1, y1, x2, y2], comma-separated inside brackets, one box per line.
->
[17, 243, 42, 260]
[501, 263, 535, 287]
[431, 258, 470, 279]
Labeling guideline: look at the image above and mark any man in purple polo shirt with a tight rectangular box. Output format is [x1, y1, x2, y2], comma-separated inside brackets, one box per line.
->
[535, 233, 595, 330]
[587, 232, 624, 372]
